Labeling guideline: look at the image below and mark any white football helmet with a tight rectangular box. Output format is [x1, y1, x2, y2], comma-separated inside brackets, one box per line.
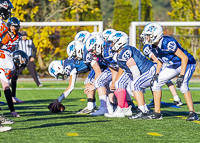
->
[102, 29, 116, 41]
[140, 30, 145, 45]
[107, 31, 129, 51]
[85, 35, 104, 56]
[143, 22, 163, 45]
[48, 60, 66, 80]
[74, 31, 91, 43]
[91, 32, 103, 39]
[66, 40, 85, 60]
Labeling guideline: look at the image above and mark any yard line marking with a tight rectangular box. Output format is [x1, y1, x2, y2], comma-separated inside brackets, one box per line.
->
[80, 99, 86, 101]
[66, 133, 79, 136]
[147, 132, 163, 136]
[1, 87, 199, 90]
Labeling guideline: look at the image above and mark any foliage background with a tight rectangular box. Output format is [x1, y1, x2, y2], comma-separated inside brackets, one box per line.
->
[10, 0, 200, 76]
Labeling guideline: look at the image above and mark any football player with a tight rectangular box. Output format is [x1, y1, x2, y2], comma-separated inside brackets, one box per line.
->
[143, 22, 199, 121]
[48, 40, 95, 113]
[107, 31, 157, 119]
[141, 31, 183, 106]
[0, 0, 16, 132]
[1, 17, 24, 103]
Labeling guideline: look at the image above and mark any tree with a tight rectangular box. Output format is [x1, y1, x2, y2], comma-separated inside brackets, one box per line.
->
[10, 0, 102, 74]
[168, 0, 200, 74]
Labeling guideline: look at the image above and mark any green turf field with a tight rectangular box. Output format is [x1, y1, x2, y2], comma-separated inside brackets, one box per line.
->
[0, 81, 200, 143]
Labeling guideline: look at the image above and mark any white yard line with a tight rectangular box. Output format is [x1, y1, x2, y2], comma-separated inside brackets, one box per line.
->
[0, 87, 200, 90]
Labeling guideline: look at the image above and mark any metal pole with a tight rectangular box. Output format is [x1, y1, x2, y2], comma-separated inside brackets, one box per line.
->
[138, 0, 141, 49]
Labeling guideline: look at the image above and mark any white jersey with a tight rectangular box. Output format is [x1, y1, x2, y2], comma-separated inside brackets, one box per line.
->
[0, 49, 15, 83]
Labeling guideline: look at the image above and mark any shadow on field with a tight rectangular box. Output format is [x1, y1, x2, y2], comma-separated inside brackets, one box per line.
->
[14, 120, 110, 130]
[16, 114, 95, 122]
[161, 110, 190, 117]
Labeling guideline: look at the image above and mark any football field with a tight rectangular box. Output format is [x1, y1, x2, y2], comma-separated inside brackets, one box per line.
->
[0, 81, 200, 143]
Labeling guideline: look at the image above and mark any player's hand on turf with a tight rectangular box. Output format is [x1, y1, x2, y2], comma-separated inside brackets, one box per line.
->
[51, 99, 61, 111]
[84, 85, 95, 94]
[11, 111, 20, 117]
[175, 75, 184, 88]
[150, 73, 159, 86]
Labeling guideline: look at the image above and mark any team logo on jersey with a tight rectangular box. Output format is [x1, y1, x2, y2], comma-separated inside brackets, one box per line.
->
[0, 1, 8, 9]
[89, 38, 96, 46]
[167, 41, 176, 51]
[114, 33, 123, 38]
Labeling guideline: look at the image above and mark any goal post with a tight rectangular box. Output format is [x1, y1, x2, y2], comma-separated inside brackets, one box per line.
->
[20, 21, 103, 32]
[129, 21, 200, 47]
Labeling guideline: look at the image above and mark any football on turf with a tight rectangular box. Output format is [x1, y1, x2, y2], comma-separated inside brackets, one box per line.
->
[59, 104, 65, 112]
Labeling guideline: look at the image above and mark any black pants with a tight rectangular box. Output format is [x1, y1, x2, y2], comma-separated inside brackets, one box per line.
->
[27, 61, 41, 86]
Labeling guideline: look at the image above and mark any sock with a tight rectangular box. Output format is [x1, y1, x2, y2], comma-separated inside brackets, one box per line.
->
[87, 98, 94, 110]
[173, 95, 180, 101]
[4, 89, 15, 112]
[87, 102, 94, 110]
[138, 105, 145, 113]
[144, 104, 149, 112]
[99, 95, 107, 107]
[106, 96, 112, 107]
[114, 88, 127, 108]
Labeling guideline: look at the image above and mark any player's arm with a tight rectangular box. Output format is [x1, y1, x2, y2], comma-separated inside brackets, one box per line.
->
[109, 67, 118, 91]
[174, 48, 188, 76]
[84, 60, 102, 93]
[110, 67, 124, 91]
[58, 72, 77, 102]
[126, 57, 140, 80]
[91, 60, 102, 79]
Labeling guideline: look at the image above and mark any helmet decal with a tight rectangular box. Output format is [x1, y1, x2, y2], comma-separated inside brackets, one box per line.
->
[114, 33, 123, 38]
[78, 33, 85, 38]
[146, 26, 157, 33]
[89, 38, 96, 47]
[69, 44, 75, 52]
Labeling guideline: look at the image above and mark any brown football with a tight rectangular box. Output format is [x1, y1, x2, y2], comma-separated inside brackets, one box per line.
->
[59, 104, 65, 112]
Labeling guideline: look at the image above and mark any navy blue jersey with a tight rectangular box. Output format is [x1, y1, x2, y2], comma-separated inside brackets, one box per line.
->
[100, 42, 119, 71]
[63, 57, 90, 76]
[117, 45, 154, 74]
[143, 44, 153, 58]
[152, 36, 196, 69]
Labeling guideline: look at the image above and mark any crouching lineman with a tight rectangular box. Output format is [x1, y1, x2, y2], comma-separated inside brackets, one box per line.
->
[143, 22, 199, 121]
[48, 40, 96, 112]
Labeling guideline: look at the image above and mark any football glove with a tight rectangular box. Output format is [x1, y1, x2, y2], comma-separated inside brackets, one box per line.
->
[175, 75, 184, 88]
[48, 99, 65, 112]
[150, 73, 159, 87]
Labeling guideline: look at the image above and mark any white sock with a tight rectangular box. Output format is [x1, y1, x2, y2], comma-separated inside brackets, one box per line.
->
[106, 96, 112, 107]
[173, 95, 180, 101]
[87, 102, 94, 110]
[144, 104, 149, 112]
[138, 105, 145, 113]
[99, 95, 107, 107]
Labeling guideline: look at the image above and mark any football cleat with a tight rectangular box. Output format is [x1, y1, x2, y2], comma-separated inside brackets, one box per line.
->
[104, 106, 125, 118]
[12, 97, 24, 103]
[123, 106, 132, 116]
[90, 107, 108, 116]
[0, 114, 14, 124]
[186, 111, 199, 121]
[0, 124, 12, 132]
[173, 98, 183, 106]
[128, 109, 148, 119]
[144, 111, 163, 120]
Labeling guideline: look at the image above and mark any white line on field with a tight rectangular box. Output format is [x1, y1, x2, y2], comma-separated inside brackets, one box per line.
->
[0, 87, 200, 90]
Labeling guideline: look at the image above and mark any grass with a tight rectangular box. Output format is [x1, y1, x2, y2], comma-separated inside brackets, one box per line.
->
[0, 81, 200, 143]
